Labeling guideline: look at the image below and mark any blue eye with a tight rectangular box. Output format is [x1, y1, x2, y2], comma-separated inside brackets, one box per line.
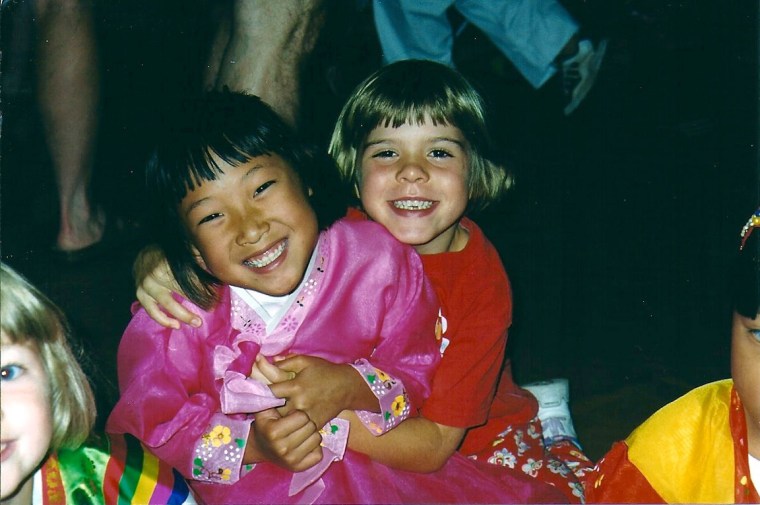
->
[0, 364, 24, 381]
[430, 149, 452, 158]
[751, 329, 760, 342]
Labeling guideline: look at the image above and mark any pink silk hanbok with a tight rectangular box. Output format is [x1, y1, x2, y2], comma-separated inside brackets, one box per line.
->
[107, 220, 565, 504]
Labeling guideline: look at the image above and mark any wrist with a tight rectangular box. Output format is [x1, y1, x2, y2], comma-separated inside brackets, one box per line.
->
[345, 363, 381, 412]
[243, 421, 266, 465]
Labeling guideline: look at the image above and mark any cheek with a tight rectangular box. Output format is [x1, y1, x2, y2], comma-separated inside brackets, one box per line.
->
[731, 341, 760, 430]
[31, 385, 54, 435]
[358, 177, 384, 211]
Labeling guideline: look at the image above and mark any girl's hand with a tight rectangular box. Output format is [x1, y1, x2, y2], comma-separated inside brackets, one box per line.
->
[246, 407, 323, 472]
[268, 355, 377, 430]
[133, 245, 201, 329]
[250, 355, 296, 385]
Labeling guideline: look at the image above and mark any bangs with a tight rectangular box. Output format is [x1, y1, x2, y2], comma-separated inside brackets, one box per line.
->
[152, 133, 276, 205]
[361, 80, 472, 133]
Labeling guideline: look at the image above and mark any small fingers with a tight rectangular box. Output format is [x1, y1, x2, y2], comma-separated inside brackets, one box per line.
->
[138, 292, 180, 330]
[273, 413, 323, 471]
[155, 291, 201, 327]
[255, 355, 295, 384]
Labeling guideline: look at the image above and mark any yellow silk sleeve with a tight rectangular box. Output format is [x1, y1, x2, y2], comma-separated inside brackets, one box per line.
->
[626, 379, 734, 504]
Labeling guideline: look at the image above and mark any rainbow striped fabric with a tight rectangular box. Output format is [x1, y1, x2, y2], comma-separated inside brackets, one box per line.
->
[41, 433, 195, 505]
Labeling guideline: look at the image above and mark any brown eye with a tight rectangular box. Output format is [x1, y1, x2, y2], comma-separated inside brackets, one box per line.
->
[254, 180, 275, 196]
[198, 213, 222, 225]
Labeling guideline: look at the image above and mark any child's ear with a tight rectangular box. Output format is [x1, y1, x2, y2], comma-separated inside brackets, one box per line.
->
[190, 245, 208, 272]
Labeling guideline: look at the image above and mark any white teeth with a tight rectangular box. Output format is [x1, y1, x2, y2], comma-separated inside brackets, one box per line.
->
[393, 200, 433, 210]
[244, 241, 285, 268]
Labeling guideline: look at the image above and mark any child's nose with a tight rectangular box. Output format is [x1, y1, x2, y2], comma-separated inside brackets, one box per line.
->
[397, 159, 429, 183]
[235, 216, 268, 246]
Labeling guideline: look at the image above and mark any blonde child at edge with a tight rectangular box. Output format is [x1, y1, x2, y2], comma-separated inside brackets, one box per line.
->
[0, 263, 195, 505]
[135, 61, 589, 502]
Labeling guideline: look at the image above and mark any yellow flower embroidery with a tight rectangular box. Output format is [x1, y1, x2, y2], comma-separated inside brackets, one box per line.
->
[219, 468, 232, 481]
[209, 425, 232, 447]
[376, 369, 391, 382]
[391, 395, 406, 417]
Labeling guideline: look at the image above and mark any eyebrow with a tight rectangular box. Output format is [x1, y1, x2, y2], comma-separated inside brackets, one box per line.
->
[184, 197, 209, 217]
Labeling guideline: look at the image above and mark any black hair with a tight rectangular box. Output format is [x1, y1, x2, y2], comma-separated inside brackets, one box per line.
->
[145, 90, 349, 308]
[733, 211, 760, 318]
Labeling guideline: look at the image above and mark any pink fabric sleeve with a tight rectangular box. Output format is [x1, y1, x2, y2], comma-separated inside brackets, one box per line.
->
[192, 414, 254, 483]
[350, 359, 411, 435]
[338, 230, 441, 420]
[106, 303, 253, 484]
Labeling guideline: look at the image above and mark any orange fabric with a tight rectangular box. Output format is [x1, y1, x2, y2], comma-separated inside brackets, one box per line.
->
[584, 381, 760, 503]
[584, 441, 664, 503]
[730, 388, 760, 503]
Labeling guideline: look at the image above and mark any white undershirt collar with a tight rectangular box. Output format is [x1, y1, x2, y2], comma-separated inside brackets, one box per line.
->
[231, 246, 318, 334]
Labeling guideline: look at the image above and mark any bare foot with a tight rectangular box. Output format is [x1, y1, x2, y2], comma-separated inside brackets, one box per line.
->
[56, 207, 105, 252]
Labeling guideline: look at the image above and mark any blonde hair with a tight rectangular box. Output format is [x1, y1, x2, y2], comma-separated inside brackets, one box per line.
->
[329, 59, 513, 211]
[0, 263, 96, 450]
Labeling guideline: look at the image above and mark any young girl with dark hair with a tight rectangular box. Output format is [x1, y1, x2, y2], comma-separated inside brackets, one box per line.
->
[107, 91, 558, 503]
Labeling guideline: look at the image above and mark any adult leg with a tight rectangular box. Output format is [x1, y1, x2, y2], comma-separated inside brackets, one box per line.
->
[372, 0, 456, 66]
[455, 0, 578, 88]
[210, 0, 326, 127]
[35, 0, 102, 251]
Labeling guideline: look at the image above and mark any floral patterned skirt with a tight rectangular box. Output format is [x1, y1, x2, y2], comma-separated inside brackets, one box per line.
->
[466, 416, 593, 503]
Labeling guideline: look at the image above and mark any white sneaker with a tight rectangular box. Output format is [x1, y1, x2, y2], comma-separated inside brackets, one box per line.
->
[522, 378, 581, 449]
[561, 38, 608, 115]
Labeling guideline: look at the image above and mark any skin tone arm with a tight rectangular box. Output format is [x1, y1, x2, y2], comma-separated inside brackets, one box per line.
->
[256, 356, 466, 473]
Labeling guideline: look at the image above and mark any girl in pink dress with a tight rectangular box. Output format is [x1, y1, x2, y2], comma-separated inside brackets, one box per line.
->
[107, 91, 559, 504]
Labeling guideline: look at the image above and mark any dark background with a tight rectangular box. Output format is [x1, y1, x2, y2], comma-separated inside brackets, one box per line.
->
[2, 0, 758, 460]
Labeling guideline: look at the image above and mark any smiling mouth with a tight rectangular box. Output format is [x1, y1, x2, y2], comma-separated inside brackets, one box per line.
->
[0, 441, 12, 463]
[243, 240, 286, 268]
[392, 200, 434, 210]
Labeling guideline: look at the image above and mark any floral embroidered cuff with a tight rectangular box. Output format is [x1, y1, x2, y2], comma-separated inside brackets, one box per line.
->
[350, 359, 411, 435]
[192, 415, 253, 484]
